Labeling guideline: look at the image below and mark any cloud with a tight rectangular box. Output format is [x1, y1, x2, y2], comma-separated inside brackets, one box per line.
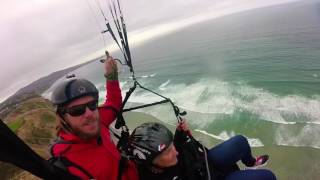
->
[0, 0, 300, 102]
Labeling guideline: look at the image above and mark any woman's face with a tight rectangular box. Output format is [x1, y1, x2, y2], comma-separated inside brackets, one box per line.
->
[152, 143, 179, 168]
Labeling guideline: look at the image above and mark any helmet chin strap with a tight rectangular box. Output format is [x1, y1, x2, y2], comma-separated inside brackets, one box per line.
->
[58, 113, 74, 133]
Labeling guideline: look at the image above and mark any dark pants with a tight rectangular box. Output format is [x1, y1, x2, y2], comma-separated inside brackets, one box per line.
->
[207, 135, 277, 180]
[225, 169, 277, 180]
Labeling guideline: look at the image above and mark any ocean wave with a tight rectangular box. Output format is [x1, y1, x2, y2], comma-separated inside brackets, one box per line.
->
[150, 73, 157, 77]
[120, 78, 320, 125]
[119, 81, 128, 89]
[305, 121, 320, 125]
[194, 129, 264, 147]
[278, 144, 320, 150]
[96, 83, 105, 90]
[128, 73, 157, 79]
[159, 80, 171, 91]
[109, 78, 320, 150]
[275, 124, 320, 149]
[123, 92, 163, 103]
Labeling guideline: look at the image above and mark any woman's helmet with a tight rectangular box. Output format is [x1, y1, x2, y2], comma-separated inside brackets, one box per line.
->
[130, 122, 173, 164]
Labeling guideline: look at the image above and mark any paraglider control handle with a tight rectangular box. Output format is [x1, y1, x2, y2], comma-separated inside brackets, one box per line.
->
[99, 50, 110, 63]
[105, 50, 110, 58]
[99, 50, 125, 65]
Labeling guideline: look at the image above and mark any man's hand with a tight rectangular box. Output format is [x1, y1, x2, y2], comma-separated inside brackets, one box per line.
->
[104, 56, 118, 80]
[177, 119, 189, 132]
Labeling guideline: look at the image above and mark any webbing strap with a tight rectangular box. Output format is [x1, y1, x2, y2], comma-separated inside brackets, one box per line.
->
[49, 156, 94, 179]
[117, 155, 128, 180]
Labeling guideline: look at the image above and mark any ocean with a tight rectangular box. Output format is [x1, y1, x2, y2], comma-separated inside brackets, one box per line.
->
[46, 1, 320, 179]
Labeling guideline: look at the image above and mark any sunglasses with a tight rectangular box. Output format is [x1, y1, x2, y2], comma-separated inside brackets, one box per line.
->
[64, 100, 98, 117]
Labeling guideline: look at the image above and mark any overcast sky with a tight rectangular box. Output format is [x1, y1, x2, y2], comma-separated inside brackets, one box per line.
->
[0, 0, 301, 102]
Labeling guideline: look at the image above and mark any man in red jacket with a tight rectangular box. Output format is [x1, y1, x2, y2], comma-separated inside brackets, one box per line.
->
[49, 55, 138, 180]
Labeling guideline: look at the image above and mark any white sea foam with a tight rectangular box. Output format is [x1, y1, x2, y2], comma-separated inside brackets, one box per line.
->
[150, 73, 157, 77]
[141, 73, 158, 78]
[247, 138, 265, 148]
[128, 73, 157, 79]
[109, 78, 320, 149]
[194, 129, 264, 147]
[305, 121, 320, 125]
[98, 91, 106, 104]
[159, 80, 171, 91]
[96, 83, 105, 90]
[119, 81, 128, 89]
[112, 78, 320, 127]
[275, 124, 320, 149]
[123, 78, 320, 125]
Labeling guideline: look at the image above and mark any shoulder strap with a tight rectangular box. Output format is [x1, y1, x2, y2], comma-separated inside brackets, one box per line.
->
[49, 137, 95, 179]
[49, 137, 74, 157]
[117, 154, 129, 180]
[99, 105, 130, 180]
[49, 156, 95, 179]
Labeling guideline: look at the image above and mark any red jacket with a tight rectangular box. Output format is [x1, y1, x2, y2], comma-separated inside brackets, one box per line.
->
[51, 80, 139, 180]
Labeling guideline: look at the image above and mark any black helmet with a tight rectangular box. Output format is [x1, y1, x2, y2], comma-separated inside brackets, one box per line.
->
[130, 122, 173, 164]
[51, 78, 99, 106]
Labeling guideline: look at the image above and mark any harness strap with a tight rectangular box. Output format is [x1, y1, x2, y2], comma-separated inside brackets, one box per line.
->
[117, 155, 128, 180]
[97, 105, 131, 180]
[49, 139, 95, 179]
[49, 137, 74, 157]
[49, 156, 95, 179]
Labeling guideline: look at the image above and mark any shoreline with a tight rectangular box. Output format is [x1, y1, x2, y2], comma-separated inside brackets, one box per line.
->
[123, 111, 320, 180]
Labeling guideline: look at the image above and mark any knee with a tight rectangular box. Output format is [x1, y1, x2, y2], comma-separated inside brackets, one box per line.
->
[225, 169, 277, 180]
[233, 135, 248, 145]
[260, 170, 277, 180]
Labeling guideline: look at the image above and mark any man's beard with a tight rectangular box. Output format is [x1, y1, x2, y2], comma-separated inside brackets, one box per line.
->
[72, 118, 101, 140]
